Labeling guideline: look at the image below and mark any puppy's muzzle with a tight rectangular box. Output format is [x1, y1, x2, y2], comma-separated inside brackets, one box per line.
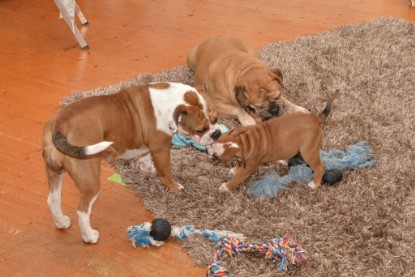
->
[262, 101, 284, 120]
[210, 129, 222, 141]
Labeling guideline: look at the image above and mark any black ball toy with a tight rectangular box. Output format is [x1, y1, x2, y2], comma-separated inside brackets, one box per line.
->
[288, 154, 307, 167]
[150, 218, 172, 241]
[323, 169, 343, 186]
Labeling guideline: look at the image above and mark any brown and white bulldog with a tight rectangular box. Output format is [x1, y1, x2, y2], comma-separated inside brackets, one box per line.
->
[42, 82, 221, 243]
[206, 91, 339, 191]
[187, 35, 308, 126]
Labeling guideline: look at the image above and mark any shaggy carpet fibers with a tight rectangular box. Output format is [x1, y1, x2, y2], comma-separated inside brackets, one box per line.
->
[64, 17, 415, 276]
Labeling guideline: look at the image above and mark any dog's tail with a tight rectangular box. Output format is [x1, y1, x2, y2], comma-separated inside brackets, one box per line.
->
[52, 132, 113, 158]
[317, 90, 340, 123]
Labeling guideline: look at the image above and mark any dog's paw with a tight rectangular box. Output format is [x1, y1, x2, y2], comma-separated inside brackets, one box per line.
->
[55, 215, 71, 229]
[81, 229, 100, 244]
[295, 106, 310, 114]
[219, 183, 231, 192]
[168, 183, 184, 192]
[277, 160, 288, 167]
[307, 181, 316, 189]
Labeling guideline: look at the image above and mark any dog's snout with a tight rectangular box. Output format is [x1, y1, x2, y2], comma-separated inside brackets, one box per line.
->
[210, 129, 222, 141]
[269, 104, 280, 115]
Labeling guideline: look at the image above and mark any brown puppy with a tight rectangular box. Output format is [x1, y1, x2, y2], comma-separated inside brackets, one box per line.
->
[187, 35, 308, 126]
[42, 82, 222, 243]
[206, 90, 339, 191]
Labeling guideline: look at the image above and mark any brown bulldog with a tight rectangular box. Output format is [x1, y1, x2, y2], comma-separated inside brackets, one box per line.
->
[42, 82, 221, 243]
[206, 90, 339, 191]
[187, 35, 308, 126]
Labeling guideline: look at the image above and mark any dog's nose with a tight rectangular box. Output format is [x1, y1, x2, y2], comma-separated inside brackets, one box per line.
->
[210, 129, 222, 141]
[269, 104, 280, 115]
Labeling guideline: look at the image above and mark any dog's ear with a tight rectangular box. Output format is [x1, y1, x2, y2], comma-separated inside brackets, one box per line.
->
[272, 68, 284, 86]
[234, 85, 246, 108]
[173, 105, 188, 125]
[194, 83, 218, 124]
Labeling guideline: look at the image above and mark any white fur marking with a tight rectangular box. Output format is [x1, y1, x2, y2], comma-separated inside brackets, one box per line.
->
[47, 173, 71, 229]
[219, 183, 230, 192]
[226, 142, 239, 149]
[116, 146, 149, 160]
[138, 152, 155, 173]
[77, 193, 99, 243]
[149, 82, 195, 136]
[211, 142, 239, 157]
[308, 181, 316, 189]
[84, 141, 113, 155]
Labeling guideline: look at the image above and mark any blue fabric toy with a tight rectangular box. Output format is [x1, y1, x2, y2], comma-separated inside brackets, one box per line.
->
[250, 141, 376, 198]
[172, 124, 229, 151]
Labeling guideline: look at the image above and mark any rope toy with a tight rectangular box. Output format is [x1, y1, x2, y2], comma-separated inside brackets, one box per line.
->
[127, 219, 308, 275]
[207, 237, 309, 276]
[251, 141, 376, 198]
[127, 218, 246, 248]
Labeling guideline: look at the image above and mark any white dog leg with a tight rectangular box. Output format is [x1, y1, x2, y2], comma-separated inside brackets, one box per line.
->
[47, 173, 72, 229]
[77, 193, 99, 243]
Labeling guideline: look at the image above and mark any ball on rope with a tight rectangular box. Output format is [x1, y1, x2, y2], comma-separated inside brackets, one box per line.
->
[288, 154, 306, 167]
[323, 168, 343, 185]
[150, 218, 172, 241]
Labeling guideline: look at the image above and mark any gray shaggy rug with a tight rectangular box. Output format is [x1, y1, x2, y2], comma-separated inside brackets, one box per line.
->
[64, 17, 415, 276]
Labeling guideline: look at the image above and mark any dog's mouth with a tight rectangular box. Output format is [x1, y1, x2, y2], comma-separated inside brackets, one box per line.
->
[244, 101, 284, 121]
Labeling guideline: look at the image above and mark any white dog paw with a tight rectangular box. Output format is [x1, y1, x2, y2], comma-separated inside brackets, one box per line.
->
[55, 215, 71, 229]
[229, 167, 237, 177]
[169, 183, 184, 192]
[296, 106, 310, 114]
[219, 183, 230, 192]
[307, 181, 316, 189]
[277, 160, 288, 167]
[82, 229, 100, 244]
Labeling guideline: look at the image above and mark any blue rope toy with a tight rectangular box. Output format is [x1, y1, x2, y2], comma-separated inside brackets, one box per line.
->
[127, 218, 246, 248]
[251, 141, 376, 198]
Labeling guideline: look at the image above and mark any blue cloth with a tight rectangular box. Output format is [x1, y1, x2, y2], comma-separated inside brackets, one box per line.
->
[250, 141, 376, 198]
[172, 124, 229, 151]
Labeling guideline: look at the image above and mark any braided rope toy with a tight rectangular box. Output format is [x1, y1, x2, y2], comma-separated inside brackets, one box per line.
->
[128, 219, 308, 275]
[207, 237, 308, 276]
[127, 218, 246, 248]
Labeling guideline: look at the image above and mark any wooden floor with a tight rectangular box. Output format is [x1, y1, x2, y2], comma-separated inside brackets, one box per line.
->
[0, 0, 413, 276]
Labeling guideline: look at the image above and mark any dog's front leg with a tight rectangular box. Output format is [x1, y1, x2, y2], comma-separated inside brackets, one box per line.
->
[281, 96, 309, 114]
[151, 149, 183, 192]
[215, 102, 256, 126]
[220, 162, 258, 192]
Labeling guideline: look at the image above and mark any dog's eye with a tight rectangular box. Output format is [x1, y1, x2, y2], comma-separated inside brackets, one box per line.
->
[197, 128, 208, 134]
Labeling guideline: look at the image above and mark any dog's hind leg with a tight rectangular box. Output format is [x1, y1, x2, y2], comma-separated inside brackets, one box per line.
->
[302, 148, 325, 190]
[69, 159, 101, 243]
[46, 166, 72, 229]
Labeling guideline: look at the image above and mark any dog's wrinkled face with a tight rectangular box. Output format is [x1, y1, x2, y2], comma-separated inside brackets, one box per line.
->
[206, 133, 243, 164]
[174, 89, 221, 145]
[235, 67, 285, 121]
